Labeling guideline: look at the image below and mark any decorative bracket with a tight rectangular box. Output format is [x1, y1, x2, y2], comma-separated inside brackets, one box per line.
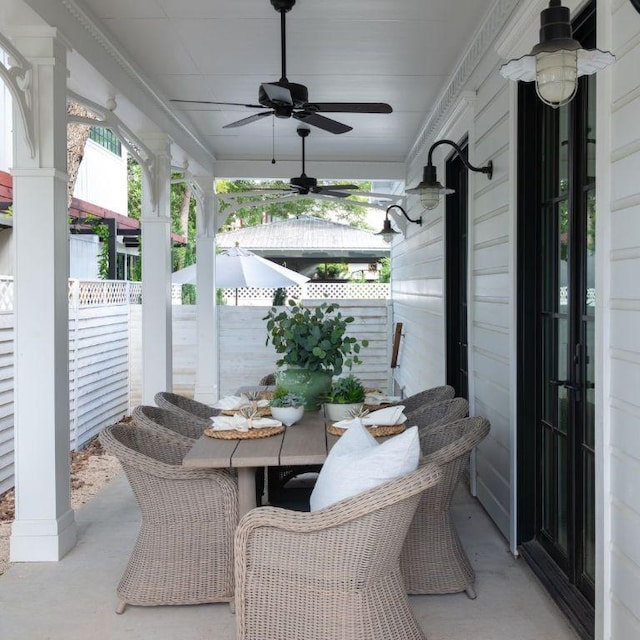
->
[0, 34, 35, 157]
[67, 90, 158, 208]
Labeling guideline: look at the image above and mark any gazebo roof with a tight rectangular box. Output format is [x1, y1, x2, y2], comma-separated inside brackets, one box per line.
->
[216, 216, 389, 262]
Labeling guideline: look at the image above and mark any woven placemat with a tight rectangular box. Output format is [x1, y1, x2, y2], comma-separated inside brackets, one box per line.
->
[204, 425, 285, 440]
[221, 406, 272, 417]
[363, 403, 394, 412]
[327, 423, 406, 438]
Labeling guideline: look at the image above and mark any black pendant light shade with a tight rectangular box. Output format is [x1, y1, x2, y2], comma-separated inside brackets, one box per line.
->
[500, 0, 614, 108]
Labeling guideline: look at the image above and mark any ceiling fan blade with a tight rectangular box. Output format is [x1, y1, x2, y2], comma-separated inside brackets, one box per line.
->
[171, 99, 266, 109]
[314, 189, 353, 198]
[314, 183, 359, 191]
[293, 111, 352, 134]
[222, 111, 274, 129]
[305, 102, 393, 114]
[261, 83, 293, 106]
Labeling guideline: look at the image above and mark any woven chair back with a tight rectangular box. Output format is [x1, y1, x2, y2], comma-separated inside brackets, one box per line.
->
[400, 384, 456, 414]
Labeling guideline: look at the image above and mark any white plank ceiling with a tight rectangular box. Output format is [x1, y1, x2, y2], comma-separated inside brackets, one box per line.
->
[17, 0, 495, 176]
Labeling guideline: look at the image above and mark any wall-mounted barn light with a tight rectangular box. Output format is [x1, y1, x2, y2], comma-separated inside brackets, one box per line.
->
[500, 0, 614, 108]
[405, 139, 492, 211]
[375, 205, 422, 243]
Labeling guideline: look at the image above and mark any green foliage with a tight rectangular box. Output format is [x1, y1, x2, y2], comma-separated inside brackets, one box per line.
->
[127, 158, 142, 221]
[264, 300, 368, 376]
[315, 262, 348, 280]
[378, 257, 391, 283]
[324, 375, 365, 404]
[272, 287, 287, 306]
[216, 178, 374, 230]
[269, 387, 304, 408]
[93, 222, 111, 279]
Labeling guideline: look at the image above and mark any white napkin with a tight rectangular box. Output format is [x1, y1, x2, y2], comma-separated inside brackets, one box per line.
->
[334, 405, 407, 429]
[210, 415, 282, 432]
[365, 393, 402, 405]
[212, 395, 269, 410]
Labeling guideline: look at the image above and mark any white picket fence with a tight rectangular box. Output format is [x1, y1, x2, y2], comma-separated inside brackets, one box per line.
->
[0, 279, 392, 494]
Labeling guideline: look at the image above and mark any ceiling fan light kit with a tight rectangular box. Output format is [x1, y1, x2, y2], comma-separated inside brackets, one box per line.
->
[171, 0, 392, 134]
[406, 139, 492, 211]
[500, 0, 614, 108]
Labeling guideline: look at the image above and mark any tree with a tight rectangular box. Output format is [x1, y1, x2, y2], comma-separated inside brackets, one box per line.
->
[66, 102, 97, 208]
[216, 179, 375, 230]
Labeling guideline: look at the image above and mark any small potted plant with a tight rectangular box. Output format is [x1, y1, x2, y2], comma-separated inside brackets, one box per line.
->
[323, 374, 366, 422]
[264, 300, 368, 410]
[269, 388, 305, 426]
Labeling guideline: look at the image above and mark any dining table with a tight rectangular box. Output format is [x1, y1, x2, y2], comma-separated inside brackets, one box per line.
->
[183, 408, 336, 517]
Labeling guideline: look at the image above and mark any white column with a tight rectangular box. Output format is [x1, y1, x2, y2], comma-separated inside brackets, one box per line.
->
[10, 30, 76, 561]
[193, 177, 219, 403]
[140, 135, 172, 404]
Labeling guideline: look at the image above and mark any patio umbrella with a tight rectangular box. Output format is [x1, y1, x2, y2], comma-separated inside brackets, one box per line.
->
[172, 244, 309, 304]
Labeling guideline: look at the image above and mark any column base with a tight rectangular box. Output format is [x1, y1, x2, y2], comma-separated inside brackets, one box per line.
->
[9, 508, 77, 561]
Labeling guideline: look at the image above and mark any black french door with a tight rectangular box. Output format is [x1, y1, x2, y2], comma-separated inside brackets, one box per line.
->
[517, 4, 596, 638]
[445, 142, 469, 400]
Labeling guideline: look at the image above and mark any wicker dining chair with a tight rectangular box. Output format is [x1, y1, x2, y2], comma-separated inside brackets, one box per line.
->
[400, 415, 491, 598]
[399, 384, 456, 414]
[406, 397, 469, 429]
[258, 373, 276, 386]
[131, 404, 208, 445]
[154, 391, 220, 421]
[234, 462, 442, 640]
[99, 422, 238, 613]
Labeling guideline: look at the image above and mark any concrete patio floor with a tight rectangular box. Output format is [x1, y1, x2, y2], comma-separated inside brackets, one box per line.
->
[0, 473, 579, 640]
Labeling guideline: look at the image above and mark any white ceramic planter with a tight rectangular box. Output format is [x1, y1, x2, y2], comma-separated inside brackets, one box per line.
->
[270, 405, 305, 426]
[323, 402, 364, 422]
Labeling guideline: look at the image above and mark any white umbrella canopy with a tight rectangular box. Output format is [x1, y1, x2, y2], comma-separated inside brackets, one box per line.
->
[171, 245, 309, 289]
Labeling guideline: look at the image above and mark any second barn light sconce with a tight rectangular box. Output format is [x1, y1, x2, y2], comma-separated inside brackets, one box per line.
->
[406, 139, 493, 211]
[375, 205, 422, 243]
[500, 0, 614, 108]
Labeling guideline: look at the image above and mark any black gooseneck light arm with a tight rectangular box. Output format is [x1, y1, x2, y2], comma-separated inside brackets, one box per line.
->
[426, 139, 493, 178]
[386, 204, 422, 227]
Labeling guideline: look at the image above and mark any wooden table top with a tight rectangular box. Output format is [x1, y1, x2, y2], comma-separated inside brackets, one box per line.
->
[183, 410, 339, 469]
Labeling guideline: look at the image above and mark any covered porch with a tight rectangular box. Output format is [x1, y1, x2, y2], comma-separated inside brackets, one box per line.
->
[1, 1, 640, 639]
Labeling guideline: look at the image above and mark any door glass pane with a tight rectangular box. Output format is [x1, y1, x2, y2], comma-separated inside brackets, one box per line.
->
[558, 105, 570, 194]
[557, 434, 568, 551]
[585, 194, 596, 448]
[586, 76, 596, 182]
[583, 449, 596, 582]
[542, 426, 554, 535]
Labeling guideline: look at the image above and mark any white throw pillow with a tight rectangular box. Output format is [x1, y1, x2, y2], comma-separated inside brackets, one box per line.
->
[309, 420, 420, 511]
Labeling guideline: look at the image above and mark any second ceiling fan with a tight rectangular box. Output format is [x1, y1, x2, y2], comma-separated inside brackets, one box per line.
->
[251, 126, 360, 197]
[171, 0, 392, 134]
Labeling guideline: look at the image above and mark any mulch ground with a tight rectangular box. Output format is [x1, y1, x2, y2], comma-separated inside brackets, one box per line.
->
[0, 429, 117, 524]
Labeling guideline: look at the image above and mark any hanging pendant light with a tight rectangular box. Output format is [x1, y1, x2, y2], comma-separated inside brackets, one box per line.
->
[500, 0, 614, 108]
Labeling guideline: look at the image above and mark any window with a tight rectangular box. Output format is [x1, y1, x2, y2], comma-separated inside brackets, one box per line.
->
[89, 127, 122, 156]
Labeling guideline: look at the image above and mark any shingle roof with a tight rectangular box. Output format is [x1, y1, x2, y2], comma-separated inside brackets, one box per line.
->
[216, 216, 389, 260]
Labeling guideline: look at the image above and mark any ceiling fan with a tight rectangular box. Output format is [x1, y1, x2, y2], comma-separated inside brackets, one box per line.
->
[245, 126, 361, 197]
[170, 0, 392, 134]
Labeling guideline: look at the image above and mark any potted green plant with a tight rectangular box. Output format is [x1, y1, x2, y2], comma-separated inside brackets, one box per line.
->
[264, 300, 368, 410]
[323, 374, 366, 422]
[269, 388, 305, 426]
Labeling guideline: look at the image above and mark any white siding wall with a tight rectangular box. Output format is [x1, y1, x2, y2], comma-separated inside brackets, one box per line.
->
[73, 139, 128, 215]
[394, 48, 514, 540]
[604, 0, 640, 636]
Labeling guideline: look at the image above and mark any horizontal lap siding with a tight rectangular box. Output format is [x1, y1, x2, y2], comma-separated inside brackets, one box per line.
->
[608, 1, 640, 631]
[70, 305, 130, 448]
[0, 313, 13, 494]
[1, 298, 131, 493]
[216, 301, 391, 397]
[394, 52, 513, 540]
